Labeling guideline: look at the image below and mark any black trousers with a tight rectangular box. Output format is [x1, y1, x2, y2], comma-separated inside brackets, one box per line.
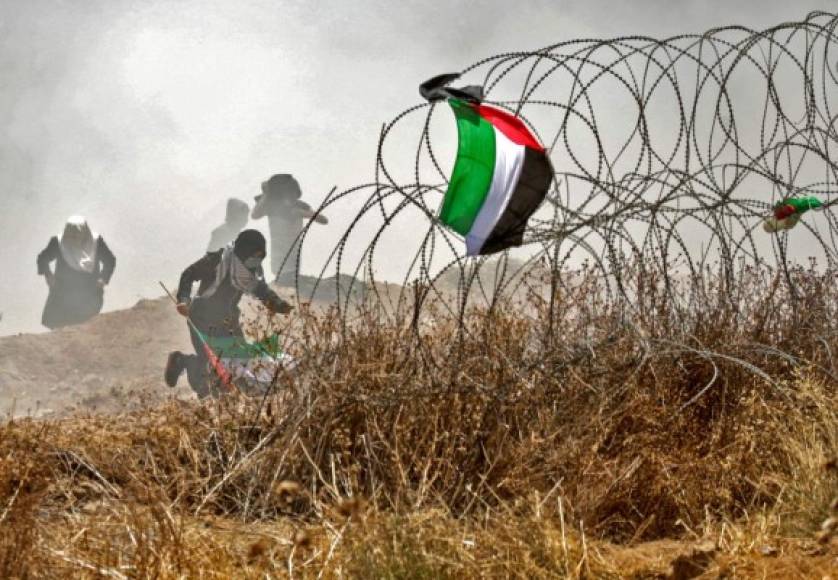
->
[183, 325, 211, 397]
[182, 297, 243, 398]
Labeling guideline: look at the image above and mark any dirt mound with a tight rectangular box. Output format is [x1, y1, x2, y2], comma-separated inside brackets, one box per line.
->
[0, 297, 193, 418]
[0, 280, 357, 419]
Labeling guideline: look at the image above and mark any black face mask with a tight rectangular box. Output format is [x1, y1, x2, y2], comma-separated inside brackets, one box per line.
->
[242, 255, 264, 270]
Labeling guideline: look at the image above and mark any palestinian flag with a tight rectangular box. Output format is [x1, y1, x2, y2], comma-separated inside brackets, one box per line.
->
[763, 195, 824, 233]
[439, 99, 553, 256]
[190, 326, 236, 392]
[192, 330, 287, 388]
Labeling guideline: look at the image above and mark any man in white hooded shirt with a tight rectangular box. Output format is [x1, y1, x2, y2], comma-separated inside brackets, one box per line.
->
[37, 216, 116, 329]
[250, 174, 328, 285]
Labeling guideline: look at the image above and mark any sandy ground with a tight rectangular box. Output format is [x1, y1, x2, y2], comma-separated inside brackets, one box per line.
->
[0, 277, 382, 419]
[0, 271, 509, 420]
[0, 297, 196, 419]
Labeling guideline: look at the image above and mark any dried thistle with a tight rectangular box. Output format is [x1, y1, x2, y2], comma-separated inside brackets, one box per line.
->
[292, 529, 311, 549]
[335, 496, 367, 519]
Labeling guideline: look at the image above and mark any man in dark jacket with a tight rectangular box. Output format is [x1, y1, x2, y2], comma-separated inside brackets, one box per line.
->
[164, 229, 292, 398]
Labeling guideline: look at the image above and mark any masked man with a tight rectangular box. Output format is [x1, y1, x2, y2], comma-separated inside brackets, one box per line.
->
[164, 229, 292, 398]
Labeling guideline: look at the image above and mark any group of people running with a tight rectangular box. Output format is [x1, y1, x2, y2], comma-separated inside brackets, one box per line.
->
[36, 173, 328, 398]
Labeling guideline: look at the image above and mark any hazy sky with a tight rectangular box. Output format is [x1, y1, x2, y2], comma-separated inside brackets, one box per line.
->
[1, 0, 836, 334]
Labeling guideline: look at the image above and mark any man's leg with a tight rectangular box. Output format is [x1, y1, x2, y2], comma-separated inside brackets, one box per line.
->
[185, 325, 211, 398]
[273, 235, 301, 285]
[164, 350, 185, 387]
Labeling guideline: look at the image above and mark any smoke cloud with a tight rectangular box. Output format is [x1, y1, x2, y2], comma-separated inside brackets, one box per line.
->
[0, 0, 834, 334]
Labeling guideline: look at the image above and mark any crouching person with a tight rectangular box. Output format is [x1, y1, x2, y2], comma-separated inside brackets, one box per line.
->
[164, 229, 292, 398]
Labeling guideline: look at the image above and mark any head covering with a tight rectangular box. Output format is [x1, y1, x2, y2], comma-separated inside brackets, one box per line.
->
[263, 174, 302, 200]
[225, 198, 249, 225]
[233, 229, 266, 261]
[59, 216, 98, 273]
[203, 243, 263, 298]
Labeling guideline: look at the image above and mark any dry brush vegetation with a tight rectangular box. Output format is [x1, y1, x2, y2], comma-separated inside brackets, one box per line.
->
[1, 263, 837, 578]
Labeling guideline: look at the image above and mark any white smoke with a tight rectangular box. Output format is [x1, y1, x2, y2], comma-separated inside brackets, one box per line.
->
[0, 0, 835, 334]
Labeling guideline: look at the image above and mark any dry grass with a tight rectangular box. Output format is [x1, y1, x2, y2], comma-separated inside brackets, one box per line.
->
[1, 263, 836, 577]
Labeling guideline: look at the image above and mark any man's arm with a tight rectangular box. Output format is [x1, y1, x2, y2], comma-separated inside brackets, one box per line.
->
[296, 200, 328, 224]
[251, 280, 293, 314]
[37, 237, 59, 273]
[37, 237, 60, 286]
[97, 237, 116, 284]
[176, 251, 221, 304]
[251, 194, 268, 219]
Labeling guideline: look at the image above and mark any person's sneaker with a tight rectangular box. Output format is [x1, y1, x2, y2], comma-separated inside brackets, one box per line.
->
[164, 351, 184, 387]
